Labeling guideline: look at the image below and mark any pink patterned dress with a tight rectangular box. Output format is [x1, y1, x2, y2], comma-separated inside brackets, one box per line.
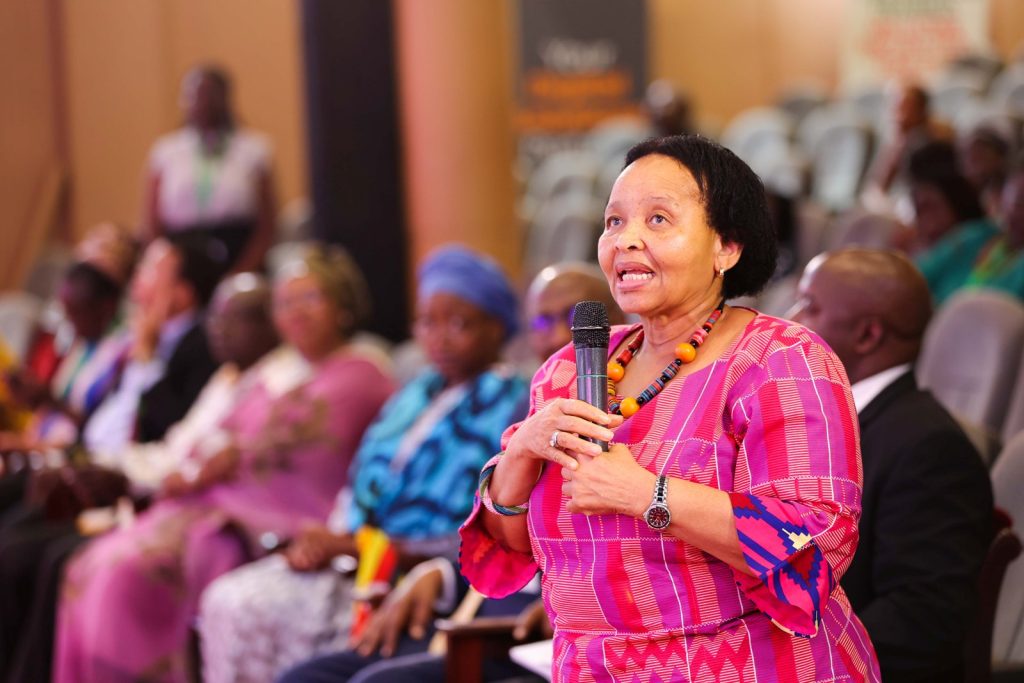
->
[460, 315, 880, 682]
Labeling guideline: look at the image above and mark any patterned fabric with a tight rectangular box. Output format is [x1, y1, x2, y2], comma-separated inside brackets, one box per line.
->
[460, 314, 880, 683]
[53, 350, 394, 683]
[199, 554, 354, 683]
[345, 367, 529, 542]
[193, 365, 529, 683]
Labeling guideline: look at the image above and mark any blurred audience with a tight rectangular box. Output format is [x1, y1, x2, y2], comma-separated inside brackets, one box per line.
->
[198, 245, 528, 683]
[791, 248, 993, 682]
[276, 259, 624, 683]
[52, 244, 393, 683]
[278, 556, 547, 683]
[959, 126, 1011, 219]
[860, 82, 953, 223]
[142, 64, 276, 275]
[891, 142, 990, 256]
[865, 82, 955, 200]
[0, 273, 279, 683]
[917, 159, 1024, 304]
[0, 224, 137, 455]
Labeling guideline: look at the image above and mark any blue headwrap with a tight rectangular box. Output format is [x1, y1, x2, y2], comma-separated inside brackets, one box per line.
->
[418, 245, 519, 339]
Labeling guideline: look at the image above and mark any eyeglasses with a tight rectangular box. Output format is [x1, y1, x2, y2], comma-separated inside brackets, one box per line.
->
[529, 307, 575, 334]
[413, 313, 487, 338]
[273, 289, 328, 311]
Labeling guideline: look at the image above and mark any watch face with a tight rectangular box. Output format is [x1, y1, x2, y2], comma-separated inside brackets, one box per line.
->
[645, 504, 671, 530]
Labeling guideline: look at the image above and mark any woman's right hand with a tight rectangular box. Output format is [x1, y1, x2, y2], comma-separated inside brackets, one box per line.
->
[486, 399, 621, 522]
[504, 398, 621, 471]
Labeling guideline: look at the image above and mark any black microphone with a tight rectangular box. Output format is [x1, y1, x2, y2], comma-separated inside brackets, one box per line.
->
[571, 301, 611, 452]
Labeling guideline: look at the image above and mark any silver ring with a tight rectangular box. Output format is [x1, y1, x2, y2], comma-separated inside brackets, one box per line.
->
[549, 430, 561, 449]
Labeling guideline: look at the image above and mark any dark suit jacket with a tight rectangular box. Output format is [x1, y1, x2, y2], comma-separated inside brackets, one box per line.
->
[842, 371, 993, 682]
[135, 322, 218, 443]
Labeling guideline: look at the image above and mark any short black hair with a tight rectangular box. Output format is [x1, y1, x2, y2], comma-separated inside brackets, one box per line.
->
[908, 140, 959, 179]
[910, 171, 985, 223]
[623, 135, 778, 299]
[62, 262, 122, 303]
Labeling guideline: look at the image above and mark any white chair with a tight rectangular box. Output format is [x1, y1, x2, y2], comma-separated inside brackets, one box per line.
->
[1000, 347, 1024, 445]
[518, 151, 601, 226]
[842, 85, 888, 137]
[930, 75, 987, 125]
[720, 107, 794, 181]
[991, 64, 1024, 118]
[991, 432, 1024, 664]
[775, 83, 829, 127]
[800, 106, 875, 212]
[918, 290, 1024, 435]
[522, 192, 604, 282]
[0, 291, 44, 361]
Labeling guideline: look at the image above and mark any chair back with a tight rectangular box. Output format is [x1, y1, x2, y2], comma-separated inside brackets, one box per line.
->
[964, 513, 1022, 681]
[992, 432, 1024, 664]
[720, 107, 794, 180]
[1001, 349, 1024, 444]
[918, 290, 1024, 434]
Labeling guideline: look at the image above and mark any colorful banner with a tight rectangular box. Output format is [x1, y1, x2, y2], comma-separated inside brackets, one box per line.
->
[841, 0, 992, 88]
[515, 0, 647, 163]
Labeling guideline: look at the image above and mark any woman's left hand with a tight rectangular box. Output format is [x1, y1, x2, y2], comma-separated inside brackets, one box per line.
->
[561, 443, 655, 518]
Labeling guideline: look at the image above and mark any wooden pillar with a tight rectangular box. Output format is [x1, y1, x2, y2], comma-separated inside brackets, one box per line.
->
[394, 0, 520, 282]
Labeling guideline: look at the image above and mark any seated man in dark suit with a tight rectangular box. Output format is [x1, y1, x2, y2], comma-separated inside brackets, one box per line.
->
[0, 236, 222, 681]
[792, 247, 993, 682]
[82, 235, 221, 451]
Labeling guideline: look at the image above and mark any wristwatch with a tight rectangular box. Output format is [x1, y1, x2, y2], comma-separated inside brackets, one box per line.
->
[643, 475, 671, 531]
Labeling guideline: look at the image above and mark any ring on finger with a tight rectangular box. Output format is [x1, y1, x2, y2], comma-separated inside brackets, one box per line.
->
[549, 429, 561, 449]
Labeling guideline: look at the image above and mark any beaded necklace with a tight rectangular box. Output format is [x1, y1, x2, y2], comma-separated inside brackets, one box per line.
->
[607, 300, 725, 417]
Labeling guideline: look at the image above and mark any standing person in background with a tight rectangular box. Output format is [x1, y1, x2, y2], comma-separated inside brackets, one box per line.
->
[790, 248, 992, 682]
[865, 83, 954, 200]
[142, 65, 276, 274]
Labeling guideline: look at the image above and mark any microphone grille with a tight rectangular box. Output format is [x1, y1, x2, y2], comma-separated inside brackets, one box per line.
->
[571, 301, 610, 349]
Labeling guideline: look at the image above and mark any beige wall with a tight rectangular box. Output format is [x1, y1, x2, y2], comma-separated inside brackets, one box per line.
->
[0, 0, 61, 289]
[649, 0, 846, 128]
[4, 0, 1024, 292]
[61, 0, 307, 239]
[394, 0, 519, 280]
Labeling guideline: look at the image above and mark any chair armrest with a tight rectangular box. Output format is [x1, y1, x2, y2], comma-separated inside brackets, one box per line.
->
[439, 616, 540, 683]
[435, 615, 519, 637]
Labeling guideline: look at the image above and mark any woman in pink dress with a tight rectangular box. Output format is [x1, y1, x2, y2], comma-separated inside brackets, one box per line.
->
[53, 244, 394, 682]
[461, 136, 880, 682]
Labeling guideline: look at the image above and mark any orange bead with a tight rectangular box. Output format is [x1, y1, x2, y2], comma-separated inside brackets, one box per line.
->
[607, 361, 625, 382]
[675, 342, 697, 364]
[620, 396, 639, 417]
